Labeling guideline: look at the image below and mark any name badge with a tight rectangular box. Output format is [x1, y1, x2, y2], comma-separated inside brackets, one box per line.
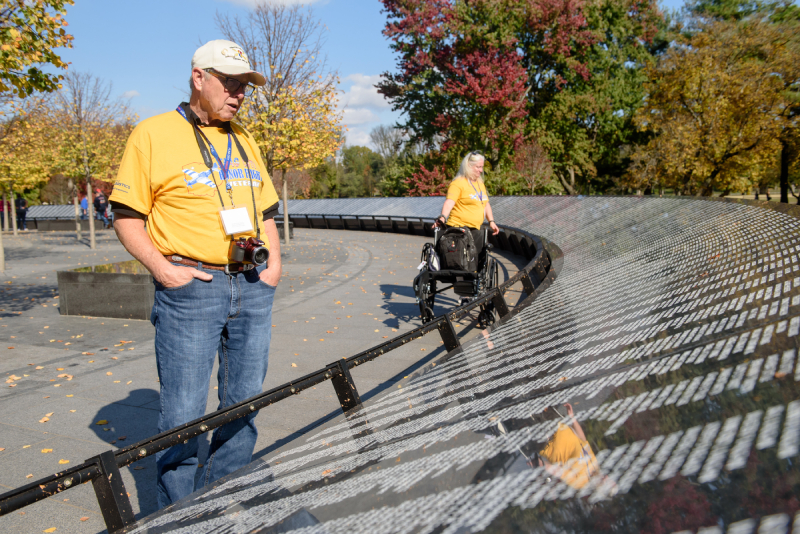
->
[219, 206, 253, 235]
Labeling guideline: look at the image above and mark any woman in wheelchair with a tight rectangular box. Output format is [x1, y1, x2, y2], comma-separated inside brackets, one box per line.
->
[432, 151, 500, 265]
[415, 151, 501, 324]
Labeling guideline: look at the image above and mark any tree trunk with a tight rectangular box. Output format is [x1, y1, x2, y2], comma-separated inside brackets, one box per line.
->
[70, 179, 81, 240]
[780, 138, 790, 203]
[10, 189, 17, 236]
[557, 168, 577, 195]
[86, 179, 96, 250]
[282, 169, 290, 245]
[2, 192, 7, 231]
[0, 208, 4, 271]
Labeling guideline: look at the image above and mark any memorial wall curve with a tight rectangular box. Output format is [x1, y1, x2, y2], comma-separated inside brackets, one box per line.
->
[128, 196, 800, 534]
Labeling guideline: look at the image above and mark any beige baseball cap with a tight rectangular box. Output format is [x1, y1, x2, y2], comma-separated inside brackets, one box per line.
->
[191, 39, 266, 87]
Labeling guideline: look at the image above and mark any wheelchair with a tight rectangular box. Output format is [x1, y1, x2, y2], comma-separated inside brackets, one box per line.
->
[413, 225, 499, 327]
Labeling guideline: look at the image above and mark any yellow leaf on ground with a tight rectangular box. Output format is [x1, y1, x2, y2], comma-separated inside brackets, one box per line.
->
[26, 473, 33, 478]
[95, 420, 108, 425]
[44, 528, 56, 533]
[41, 449, 53, 453]
[106, 372, 112, 376]
[45, 412, 54, 417]
[58, 459, 69, 464]
[39, 417, 49, 423]
[291, 363, 297, 367]
[80, 517, 89, 521]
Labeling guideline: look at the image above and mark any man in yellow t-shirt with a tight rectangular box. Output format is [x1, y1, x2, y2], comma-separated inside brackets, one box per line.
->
[110, 40, 281, 508]
[538, 403, 600, 489]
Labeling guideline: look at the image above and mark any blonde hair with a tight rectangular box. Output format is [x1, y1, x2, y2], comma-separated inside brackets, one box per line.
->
[455, 152, 485, 181]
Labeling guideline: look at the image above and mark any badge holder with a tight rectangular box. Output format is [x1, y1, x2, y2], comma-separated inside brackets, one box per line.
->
[219, 206, 253, 236]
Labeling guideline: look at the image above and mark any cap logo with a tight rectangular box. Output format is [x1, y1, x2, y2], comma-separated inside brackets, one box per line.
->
[221, 47, 249, 64]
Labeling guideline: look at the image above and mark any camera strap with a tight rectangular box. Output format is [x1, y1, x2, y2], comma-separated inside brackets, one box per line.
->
[176, 104, 261, 241]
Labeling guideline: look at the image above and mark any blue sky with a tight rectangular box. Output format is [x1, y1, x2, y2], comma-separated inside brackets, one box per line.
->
[58, 0, 685, 148]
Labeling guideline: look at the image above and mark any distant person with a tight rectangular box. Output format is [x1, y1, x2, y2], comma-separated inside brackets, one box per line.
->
[93, 188, 110, 228]
[80, 195, 88, 220]
[0, 197, 6, 230]
[431, 151, 500, 300]
[14, 195, 27, 231]
[109, 39, 280, 508]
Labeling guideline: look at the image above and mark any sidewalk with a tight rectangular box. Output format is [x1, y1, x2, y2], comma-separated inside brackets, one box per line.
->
[0, 229, 528, 533]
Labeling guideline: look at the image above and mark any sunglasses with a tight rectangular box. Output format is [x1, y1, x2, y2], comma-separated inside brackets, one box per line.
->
[206, 69, 255, 97]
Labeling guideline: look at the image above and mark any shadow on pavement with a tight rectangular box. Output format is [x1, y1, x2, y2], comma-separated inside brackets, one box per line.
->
[90, 389, 160, 519]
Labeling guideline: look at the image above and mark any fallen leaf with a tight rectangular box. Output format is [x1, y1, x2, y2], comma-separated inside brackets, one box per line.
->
[0, 447, 4, 452]
[26, 474, 33, 478]
[80, 517, 89, 522]
[291, 363, 297, 367]
[133, 466, 145, 470]
[23, 445, 31, 448]
[127, 381, 132, 385]
[58, 459, 69, 464]
[326, 331, 333, 333]
[35, 366, 44, 370]
[41, 449, 53, 453]
[66, 394, 73, 397]
[111, 357, 118, 360]
[113, 380, 120, 383]
[39, 417, 50, 423]
[321, 469, 332, 476]
[69, 410, 76, 413]
[118, 436, 126, 440]
[106, 372, 113, 376]
[44, 528, 56, 533]
[56, 368, 64, 371]
[81, 352, 94, 355]
[95, 420, 108, 425]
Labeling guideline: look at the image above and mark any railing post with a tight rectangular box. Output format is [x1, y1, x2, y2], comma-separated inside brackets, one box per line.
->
[492, 289, 510, 318]
[330, 360, 362, 413]
[438, 315, 461, 352]
[521, 269, 537, 295]
[89, 450, 135, 533]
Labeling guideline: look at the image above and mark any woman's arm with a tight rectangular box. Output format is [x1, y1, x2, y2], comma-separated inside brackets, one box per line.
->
[433, 199, 456, 228]
[484, 202, 499, 235]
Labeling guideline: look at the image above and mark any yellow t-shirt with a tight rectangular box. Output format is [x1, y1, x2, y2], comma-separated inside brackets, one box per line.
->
[445, 177, 488, 229]
[539, 423, 599, 489]
[110, 109, 279, 264]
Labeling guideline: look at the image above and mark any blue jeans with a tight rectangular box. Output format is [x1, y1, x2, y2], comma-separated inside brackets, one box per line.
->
[150, 263, 275, 508]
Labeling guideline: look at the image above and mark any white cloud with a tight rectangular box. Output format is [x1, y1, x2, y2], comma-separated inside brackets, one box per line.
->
[343, 107, 378, 126]
[341, 74, 390, 110]
[121, 90, 140, 99]
[337, 73, 400, 148]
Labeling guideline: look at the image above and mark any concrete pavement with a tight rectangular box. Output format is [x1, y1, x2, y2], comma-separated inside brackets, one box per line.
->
[0, 228, 528, 533]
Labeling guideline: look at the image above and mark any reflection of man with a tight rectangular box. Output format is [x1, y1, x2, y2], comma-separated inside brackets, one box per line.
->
[110, 39, 281, 508]
[538, 403, 599, 489]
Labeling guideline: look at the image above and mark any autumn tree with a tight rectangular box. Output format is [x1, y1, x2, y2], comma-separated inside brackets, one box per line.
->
[52, 72, 135, 249]
[217, 2, 343, 242]
[0, 0, 73, 97]
[626, 19, 800, 196]
[378, 0, 665, 195]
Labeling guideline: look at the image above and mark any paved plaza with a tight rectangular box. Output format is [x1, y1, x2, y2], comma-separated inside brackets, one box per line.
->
[0, 228, 527, 533]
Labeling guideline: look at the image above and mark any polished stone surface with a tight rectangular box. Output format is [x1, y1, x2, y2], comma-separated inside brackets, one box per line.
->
[129, 197, 800, 533]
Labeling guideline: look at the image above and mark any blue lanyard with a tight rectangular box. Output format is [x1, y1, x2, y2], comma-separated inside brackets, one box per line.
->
[468, 178, 484, 201]
[176, 106, 233, 190]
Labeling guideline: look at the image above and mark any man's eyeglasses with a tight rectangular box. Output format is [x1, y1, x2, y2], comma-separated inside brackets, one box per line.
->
[206, 69, 255, 97]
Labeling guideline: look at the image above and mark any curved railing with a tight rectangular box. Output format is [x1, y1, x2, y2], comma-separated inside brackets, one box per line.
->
[0, 214, 558, 533]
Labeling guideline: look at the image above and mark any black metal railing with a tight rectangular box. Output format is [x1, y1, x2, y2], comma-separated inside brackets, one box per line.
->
[0, 215, 555, 533]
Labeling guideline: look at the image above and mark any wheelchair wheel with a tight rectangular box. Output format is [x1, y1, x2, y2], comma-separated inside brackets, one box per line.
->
[478, 257, 499, 328]
[417, 278, 436, 323]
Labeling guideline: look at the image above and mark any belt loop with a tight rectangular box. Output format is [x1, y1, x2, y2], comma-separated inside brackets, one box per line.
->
[197, 261, 203, 270]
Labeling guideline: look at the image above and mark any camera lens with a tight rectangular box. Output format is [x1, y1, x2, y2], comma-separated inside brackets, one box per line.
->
[252, 247, 269, 265]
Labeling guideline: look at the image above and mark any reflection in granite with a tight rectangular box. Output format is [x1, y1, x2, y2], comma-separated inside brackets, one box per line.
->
[127, 198, 800, 534]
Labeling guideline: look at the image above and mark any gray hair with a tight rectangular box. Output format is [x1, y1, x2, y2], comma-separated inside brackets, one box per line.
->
[189, 70, 212, 93]
[455, 151, 485, 180]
